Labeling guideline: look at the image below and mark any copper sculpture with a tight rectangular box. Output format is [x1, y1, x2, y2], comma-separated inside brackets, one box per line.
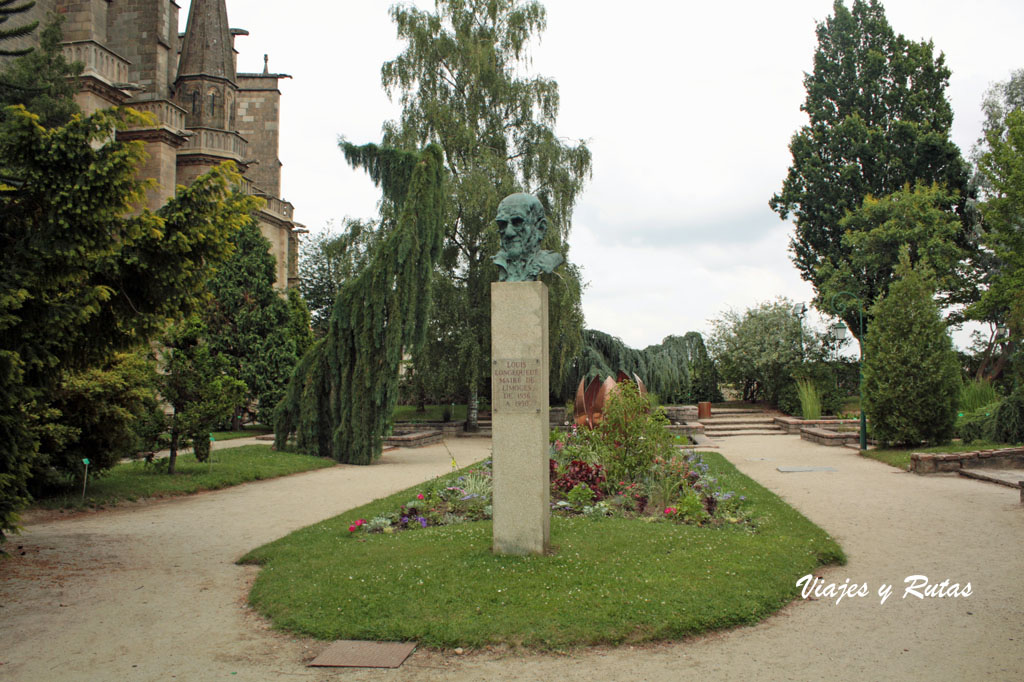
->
[573, 371, 647, 428]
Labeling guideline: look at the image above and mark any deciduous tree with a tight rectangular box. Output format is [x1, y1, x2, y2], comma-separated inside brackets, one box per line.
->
[770, 0, 970, 337]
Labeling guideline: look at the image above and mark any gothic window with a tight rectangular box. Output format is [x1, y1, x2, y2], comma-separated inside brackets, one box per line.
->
[191, 90, 200, 115]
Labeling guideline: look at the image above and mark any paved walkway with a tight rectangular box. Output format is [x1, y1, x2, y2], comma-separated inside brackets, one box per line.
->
[1, 435, 1021, 681]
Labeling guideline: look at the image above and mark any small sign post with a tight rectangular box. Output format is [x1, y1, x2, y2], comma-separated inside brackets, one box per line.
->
[81, 458, 90, 501]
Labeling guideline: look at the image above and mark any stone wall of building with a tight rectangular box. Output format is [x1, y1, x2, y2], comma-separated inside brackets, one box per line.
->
[107, 0, 179, 101]
[236, 74, 283, 196]
[58, 0, 107, 43]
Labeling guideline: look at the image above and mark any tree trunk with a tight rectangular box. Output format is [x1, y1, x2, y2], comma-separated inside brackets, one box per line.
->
[168, 412, 179, 475]
[466, 385, 479, 432]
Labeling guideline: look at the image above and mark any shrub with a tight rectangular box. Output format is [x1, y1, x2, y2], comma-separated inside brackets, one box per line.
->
[775, 381, 801, 416]
[596, 382, 674, 484]
[992, 388, 1024, 444]
[956, 402, 1000, 444]
[796, 378, 822, 420]
[862, 257, 960, 446]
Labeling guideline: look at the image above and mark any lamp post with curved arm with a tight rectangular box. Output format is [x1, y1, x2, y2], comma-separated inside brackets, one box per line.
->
[831, 291, 867, 451]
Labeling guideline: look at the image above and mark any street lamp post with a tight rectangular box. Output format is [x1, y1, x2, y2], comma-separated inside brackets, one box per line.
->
[831, 292, 867, 451]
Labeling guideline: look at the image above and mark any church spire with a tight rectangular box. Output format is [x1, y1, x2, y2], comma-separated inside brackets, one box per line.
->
[177, 0, 236, 85]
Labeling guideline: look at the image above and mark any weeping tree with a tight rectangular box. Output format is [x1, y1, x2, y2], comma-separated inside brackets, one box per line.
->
[569, 330, 719, 404]
[379, 0, 591, 427]
[273, 144, 445, 464]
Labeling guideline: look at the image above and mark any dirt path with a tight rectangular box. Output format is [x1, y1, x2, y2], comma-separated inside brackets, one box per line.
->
[2, 435, 1022, 681]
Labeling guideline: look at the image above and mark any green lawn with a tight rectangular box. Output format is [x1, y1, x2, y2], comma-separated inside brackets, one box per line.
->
[210, 425, 274, 441]
[241, 452, 844, 649]
[35, 445, 335, 509]
[864, 440, 1011, 470]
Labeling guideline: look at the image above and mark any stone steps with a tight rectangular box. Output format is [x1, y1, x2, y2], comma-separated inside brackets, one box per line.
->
[704, 428, 787, 438]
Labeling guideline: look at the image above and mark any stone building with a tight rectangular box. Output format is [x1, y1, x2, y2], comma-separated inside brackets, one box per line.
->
[5, 0, 301, 289]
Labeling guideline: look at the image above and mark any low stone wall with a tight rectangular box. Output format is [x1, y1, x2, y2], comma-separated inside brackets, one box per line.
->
[393, 421, 465, 436]
[667, 423, 705, 437]
[663, 405, 698, 424]
[910, 447, 1024, 474]
[800, 426, 860, 447]
[384, 430, 444, 449]
[776, 416, 859, 434]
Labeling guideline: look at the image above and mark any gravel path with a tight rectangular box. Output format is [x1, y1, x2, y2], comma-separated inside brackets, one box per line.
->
[2, 434, 1021, 681]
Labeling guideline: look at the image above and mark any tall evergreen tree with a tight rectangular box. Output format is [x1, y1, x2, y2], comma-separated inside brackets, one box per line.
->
[274, 144, 446, 464]
[204, 220, 303, 425]
[379, 0, 591, 426]
[862, 252, 960, 445]
[770, 0, 970, 337]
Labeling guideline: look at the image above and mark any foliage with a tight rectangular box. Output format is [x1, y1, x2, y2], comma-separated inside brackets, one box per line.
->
[818, 182, 971, 327]
[31, 445, 334, 511]
[243, 453, 844, 648]
[160, 317, 247, 473]
[968, 108, 1024, 381]
[959, 378, 999, 414]
[204, 220, 303, 424]
[552, 460, 606, 500]
[862, 255, 960, 446]
[956, 402, 1000, 445]
[770, 0, 970, 338]
[0, 16, 80, 128]
[0, 0, 37, 57]
[297, 221, 380, 335]
[28, 350, 160, 495]
[0, 106, 254, 538]
[708, 298, 816, 404]
[571, 329, 720, 405]
[992, 388, 1024, 445]
[795, 378, 822, 420]
[274, 144, 445, 464]
[596, 382, 674, 484]
[379, 0, 591, 424]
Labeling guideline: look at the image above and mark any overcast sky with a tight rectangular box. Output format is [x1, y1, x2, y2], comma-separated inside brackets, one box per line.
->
[180, 0, 1023, 350]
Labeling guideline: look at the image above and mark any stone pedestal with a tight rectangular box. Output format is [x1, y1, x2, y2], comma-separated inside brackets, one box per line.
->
[491, 281, 550, 555]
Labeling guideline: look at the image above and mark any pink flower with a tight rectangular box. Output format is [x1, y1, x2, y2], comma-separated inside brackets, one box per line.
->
[664, 507, 676, 515]
[554, 440, 564, 451]
[356, 519, 366, 526]
[348, 525, 357, 532]
[417, 493, 425, 500]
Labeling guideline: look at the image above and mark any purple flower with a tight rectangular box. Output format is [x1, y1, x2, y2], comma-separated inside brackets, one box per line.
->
[418, 516, 427, 528]
[401, 516, 409, 524]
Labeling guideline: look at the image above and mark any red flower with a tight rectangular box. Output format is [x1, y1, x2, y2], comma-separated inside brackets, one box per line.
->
[348, 525, 357, 532]
[417, 493, 425, 500]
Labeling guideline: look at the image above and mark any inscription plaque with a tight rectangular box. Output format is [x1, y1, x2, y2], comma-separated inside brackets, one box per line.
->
[492, 358, 542, 413]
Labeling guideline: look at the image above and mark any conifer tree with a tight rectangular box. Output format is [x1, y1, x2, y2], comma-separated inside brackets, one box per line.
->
[204, 220, 304, 425]
[379, 0, 591, 426]
[862, 252, 960, 445]
[274, 144, 445, 464]
[0, 15, 81, 128]
[0, 0, 37, 56]
[0, 107, 258, 538]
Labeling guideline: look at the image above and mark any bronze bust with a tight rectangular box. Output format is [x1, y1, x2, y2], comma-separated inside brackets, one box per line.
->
[492, 193, 564, 282]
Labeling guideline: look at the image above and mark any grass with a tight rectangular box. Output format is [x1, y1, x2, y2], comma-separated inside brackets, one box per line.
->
[393, 404, 468, 422]
[863, 440, 1012, 471]
[34, 445, 335, 510]
[210, 425, 274, 441]
[241, 452, 845, 649]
